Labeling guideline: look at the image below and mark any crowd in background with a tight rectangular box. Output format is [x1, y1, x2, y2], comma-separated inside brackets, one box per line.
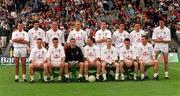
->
[0, 0, 180, 48]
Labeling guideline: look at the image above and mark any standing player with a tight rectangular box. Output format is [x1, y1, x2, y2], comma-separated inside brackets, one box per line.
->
[101, 38, 119, 81]
[95, 21, 112, 49]
[12, 21, 29, 82]
[152, 18, 171, 79]
[119, 38, 138, 80]
[65, 38, 84, 82]
[67, 20, 87, 50]
[84, 36, 101, 81]
[137, 35, 159, 80]
[29, 38, 48, 83]
[46, 21, 65, 47]
[130, 22, 146, 50]
[112, 22, 130, 49]
[46, 38, 65, 82]
[28, 20, 46, 49]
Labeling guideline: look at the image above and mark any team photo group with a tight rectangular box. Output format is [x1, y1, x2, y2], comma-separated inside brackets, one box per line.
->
[12, 17, 171, 83]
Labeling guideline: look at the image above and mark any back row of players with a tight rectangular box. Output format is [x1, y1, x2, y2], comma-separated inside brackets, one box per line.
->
[12, 19, 171, 82]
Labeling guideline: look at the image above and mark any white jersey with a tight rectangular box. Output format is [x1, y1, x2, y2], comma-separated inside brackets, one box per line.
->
[46, 46, 65, 63]
[28, 28, 46, 49]
[101, 46, 118, 64]
[130, 29, 146, 49]
[12, 30, 29, 48]
[152, 26, 171, 53]
[46, 29, 65, 47]
[136, 43, 155, 61]
[29, 47, 47, 64]
[84, 44, 100, 61]
[119, 46, 136, 61]
[67, 29, 87, 48]
[95, 29, 112, 48]
[112, 30, 130, 49]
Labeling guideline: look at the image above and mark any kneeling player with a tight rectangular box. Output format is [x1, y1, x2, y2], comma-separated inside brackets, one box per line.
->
[137, 35, 159, 80]
[84, 36, 101, 81]
[46, 38, 65, 82]
[101, 38, 119, 81]
[29, 38, 48, 83]
[119, 38, 138, 80]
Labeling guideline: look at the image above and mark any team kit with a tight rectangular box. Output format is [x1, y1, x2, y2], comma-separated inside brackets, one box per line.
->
[12, 19, 171, 83]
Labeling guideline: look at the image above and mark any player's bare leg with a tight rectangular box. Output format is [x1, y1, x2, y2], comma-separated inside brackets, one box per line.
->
[152, 60, 159, 80]
[21, 57, 27, 81]
[96, 60, 101, 80]
[163, 53, 169, 79]
[59, 63, 65, 81]
[133, 61, 139, 80]
[139, 60, 145, 80]
[43, 63, 48, 82]
[84, 61, 89, 81]
[29, 63, 35, 82]
[114, 62, 120, 80]
[78, 62, 84, 79]
[64, 63, 70, 80]
[119, 61, 125, 80]
[102, 63, 107, 81]
[14, 57, 19, 81]
[48, 64, 54, 81]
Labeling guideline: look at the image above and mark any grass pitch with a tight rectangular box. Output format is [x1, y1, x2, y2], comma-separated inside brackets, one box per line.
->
[0, 63, 180, 96]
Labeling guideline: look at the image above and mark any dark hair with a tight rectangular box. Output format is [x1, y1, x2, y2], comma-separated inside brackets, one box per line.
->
[70, 38, 76, 41]
[101, 20, 107, 24]
[52, 38, 59, 41]
[107, 38, 112, 41]
[141, 35, 148, 40]
[33, 20, 39, 24]
[17, 19, 23, 24]
[87, 36, 95, 43]
[119, 20, 125, 25]
[36, 38, 42, 41]
[124, 38, 130, 42]
[134, 21, 141, 25]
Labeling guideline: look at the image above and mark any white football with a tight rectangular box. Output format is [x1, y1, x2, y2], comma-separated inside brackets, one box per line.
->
[88, 75, 96, 82]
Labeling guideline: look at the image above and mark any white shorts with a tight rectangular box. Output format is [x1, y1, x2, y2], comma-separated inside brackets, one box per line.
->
[154, 44, 169, 53]
[51, 61, 60, 67]
[13, 47, 27, 57]
[34, 61, 44, 65]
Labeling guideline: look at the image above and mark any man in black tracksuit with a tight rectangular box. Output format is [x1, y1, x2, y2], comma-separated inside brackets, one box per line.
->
[64, 38, 84, 81]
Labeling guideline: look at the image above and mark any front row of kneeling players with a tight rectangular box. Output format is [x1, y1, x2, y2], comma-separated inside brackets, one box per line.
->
[29, 35, 159, 83]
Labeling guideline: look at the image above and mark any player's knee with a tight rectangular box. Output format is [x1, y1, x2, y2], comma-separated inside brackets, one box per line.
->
[79, 62, 84, 67]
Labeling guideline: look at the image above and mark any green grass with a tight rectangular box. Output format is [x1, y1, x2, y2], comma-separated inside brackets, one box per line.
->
[0, 63, 180, 96]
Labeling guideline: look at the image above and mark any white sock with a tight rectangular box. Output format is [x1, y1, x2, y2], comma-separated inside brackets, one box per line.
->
[102, 74, 107, 80]
[141, 74, 144, 79]
[65, 74, 69, 78]
[134, 73, 137, 78]
[15, 75, 19, 80]
[165, 72, 168, 77]
[43, 76, 47, 81]
[50, 76, 54, 81]
[121, 73, 125, 80]
[78, 74, 83, 78]
[85, 75, 88, 80]
[30, 76, 34, 81]
[96, 74, 100, 79]
[115, 73, 119, 80]
[22, 74, 26, 80]
[154, 73, 158, 77]
[58, 76, 62, 81]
